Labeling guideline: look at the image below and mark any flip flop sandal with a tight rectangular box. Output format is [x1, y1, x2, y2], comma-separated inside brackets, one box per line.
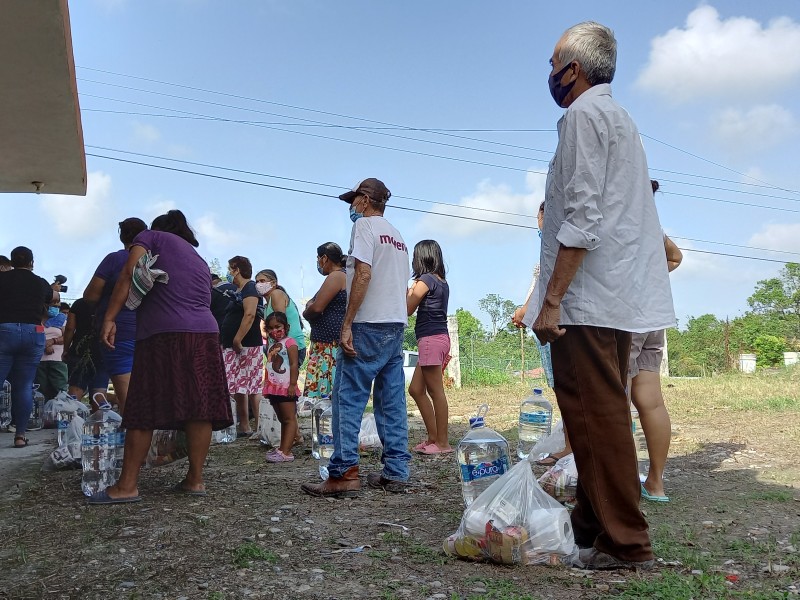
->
[640, 484, 670, 503]
[171, 481, 208, 496]
[87, 489, 142, 505]
[13, 436, 28, 448]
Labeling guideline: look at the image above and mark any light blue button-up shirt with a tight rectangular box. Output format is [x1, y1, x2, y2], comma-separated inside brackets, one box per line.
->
[531, 84, 675, 333]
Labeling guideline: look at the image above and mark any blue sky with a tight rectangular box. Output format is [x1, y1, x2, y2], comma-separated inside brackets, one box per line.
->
[4, 1, 800, 329]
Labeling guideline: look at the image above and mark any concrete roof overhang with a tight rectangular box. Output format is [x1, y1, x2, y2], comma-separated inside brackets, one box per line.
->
[0, 0, 86, 196]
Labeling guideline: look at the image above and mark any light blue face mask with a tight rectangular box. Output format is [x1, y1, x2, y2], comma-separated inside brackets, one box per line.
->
[225, 273, 234, 284]
[349, 204, 363, 223]
[47, 306, 59, 318]
[537, 230, 543, 240]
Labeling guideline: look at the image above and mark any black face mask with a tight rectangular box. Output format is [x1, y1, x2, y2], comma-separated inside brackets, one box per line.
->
[548, 62, 576, 107]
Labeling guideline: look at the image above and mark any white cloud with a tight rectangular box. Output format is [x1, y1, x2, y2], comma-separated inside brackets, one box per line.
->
[417, 171, 545, 240]
[40, 171, 115, 237]
[194, 214, 237, 246]
[133, 122, 161, 144]
[710, 105, 797, 153]
[748, 223, 800, 254]
[636, 6, 800, 104]
[143, 199, 177, 222]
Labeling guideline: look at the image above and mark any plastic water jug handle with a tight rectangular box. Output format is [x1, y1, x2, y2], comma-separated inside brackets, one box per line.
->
[474, 403, 489, 419]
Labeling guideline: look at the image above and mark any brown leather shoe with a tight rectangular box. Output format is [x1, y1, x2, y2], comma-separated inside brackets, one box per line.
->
[300, 466, 360, 498]
[366, 472, 409, 494]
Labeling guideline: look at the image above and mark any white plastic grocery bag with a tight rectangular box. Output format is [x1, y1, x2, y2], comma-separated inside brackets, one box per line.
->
[444, 459, 577, 566]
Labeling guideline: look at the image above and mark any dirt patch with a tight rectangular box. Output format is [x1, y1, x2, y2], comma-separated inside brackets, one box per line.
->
[1, 377, 799, 599]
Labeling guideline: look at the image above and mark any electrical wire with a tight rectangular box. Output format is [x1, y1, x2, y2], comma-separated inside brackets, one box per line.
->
[84, 149, 799, 264]
[84, 145, 537, 219]
[80, 95, 800, 206]
[80, 93, 546, 174]
[78, 81, 553, 161]
[76, 66, 799, 196]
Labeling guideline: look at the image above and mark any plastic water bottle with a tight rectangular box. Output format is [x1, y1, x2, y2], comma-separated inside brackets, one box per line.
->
[311, 396, 334, 460]
[517, 387, 553, 459]
[28, 386, 45, 431]
[630, 408, 649, 483]
[56, 394, 79, 446]
[457, 404, 511, 507]
[0, 380, 11, 430]
[81, 408, 125, 497]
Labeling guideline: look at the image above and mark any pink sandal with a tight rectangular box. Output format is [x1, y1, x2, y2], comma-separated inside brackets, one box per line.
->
[413, 441, 433, 452]
[419, 444, 454, 455]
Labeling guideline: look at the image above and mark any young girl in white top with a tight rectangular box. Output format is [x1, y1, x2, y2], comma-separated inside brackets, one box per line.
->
[262, 312, 300, 463]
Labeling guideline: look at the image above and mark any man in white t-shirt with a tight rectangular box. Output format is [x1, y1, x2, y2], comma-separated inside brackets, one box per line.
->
[302, 178, 411, 498]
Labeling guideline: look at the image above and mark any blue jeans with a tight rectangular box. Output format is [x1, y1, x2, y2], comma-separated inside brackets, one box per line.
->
[328, 322, 410, 481]
[0, 323, 46, 436]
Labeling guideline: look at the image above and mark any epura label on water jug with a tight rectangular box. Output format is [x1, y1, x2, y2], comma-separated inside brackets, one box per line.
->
[460, 456, 510, 483]
[318, 434, 333, 445]
[519, 411, 549, 425]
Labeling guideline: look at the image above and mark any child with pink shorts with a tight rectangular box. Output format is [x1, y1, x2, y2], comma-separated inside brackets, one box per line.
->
[406, 240, 453, 455]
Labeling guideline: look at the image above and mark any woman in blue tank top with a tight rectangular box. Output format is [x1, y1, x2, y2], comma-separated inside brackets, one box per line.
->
[301, 242, 347, 406]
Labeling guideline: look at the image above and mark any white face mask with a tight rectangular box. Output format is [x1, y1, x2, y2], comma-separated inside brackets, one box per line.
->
[255, 281, 274, 296]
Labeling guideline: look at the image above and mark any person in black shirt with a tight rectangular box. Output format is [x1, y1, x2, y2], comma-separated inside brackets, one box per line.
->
[219, 257, 263, 436]
[0, 247, 53, 447]
[62, 298, 109, 406]
[210, 274, 236, 334]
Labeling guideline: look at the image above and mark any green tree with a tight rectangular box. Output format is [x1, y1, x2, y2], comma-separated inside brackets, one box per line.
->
[747, 262, 800, 346]
[478, 294, 516, 338]
[753, 335, 785, 367]
[729, 312, 787, 354]
[455, 308, 484, 341]
[668, 314, 727, 376]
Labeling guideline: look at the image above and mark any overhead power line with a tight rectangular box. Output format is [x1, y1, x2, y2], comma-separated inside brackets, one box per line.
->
[80, 94, 800, 209]
[76, 66, 799, 197]
[84, 148, 799, 264]
[82, 97, 800, 214]
[78, 80, 554, 160]
[81, 93, 546, 174]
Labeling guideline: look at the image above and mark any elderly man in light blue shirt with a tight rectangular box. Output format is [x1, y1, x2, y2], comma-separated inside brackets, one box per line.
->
[532, 21, 675, 571]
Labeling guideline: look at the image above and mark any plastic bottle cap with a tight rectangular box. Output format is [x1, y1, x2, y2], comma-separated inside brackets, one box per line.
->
[532, 388, 543, 395]
[469, 416, 485, 429]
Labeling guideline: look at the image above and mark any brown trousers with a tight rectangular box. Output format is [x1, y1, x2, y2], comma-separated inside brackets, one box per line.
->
[550, 325, 653, 562]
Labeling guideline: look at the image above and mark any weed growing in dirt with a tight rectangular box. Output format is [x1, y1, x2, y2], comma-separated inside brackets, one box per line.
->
[461, 576, 541, 600]
[611, 571, 791, 599]
[231, 542, 278, 568]
[208, 593, 224, 600]
[747, 490, 794, 502]
[14, 542, 27, 565]
[650, 523, 714, 571]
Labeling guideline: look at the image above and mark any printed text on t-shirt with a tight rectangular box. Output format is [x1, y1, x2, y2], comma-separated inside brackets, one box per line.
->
[379, 235, 408, 253]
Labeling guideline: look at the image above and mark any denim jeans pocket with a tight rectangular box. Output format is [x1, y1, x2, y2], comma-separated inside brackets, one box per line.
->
[353, 325, 399, 362]
[353, 328, 381, 361]
[30, 330, 46, 351]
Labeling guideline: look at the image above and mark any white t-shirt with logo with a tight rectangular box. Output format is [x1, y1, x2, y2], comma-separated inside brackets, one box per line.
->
[347, 216, 409, 324]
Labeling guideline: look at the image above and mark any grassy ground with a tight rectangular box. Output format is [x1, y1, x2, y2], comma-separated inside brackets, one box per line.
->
[0, 367, 798, 599]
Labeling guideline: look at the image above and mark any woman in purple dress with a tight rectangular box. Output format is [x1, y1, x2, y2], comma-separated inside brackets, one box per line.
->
[90, 210, 232, 504]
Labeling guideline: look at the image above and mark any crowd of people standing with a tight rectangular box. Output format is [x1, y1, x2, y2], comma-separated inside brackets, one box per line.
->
[0, 19, 686, 571]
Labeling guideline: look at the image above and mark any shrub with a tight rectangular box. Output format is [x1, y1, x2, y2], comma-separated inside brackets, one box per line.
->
[753, 335, 785, 367]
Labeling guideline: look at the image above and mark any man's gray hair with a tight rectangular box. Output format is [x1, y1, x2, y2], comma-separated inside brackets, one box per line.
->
[558, 21, 616, 85]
